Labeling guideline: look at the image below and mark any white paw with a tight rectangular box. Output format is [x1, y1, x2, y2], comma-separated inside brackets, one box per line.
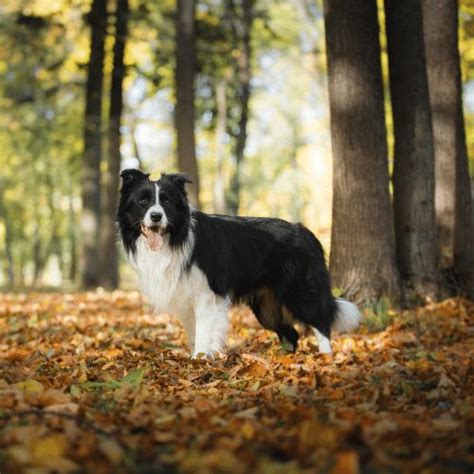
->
[318, 342, 333, 354]
[191, 350, 215, 360]
[313, 328, 333, 354]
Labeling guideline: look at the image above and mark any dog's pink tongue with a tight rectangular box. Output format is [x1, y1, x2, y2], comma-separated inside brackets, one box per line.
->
[141, 225, 163, 251]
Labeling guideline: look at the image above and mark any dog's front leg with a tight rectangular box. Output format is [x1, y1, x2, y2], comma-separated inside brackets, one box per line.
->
[193, 293, 229, 359]
[180, 310, 195, 355]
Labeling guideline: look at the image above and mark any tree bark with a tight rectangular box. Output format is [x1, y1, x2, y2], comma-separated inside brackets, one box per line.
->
[100, 0, 129, 289]
[0, 179, 14, 287]
[213, 78, 227, 214]
[129, 118, 143, 168]
[385, 0, 439, 298]
[175, 0, 200, 208]
[423, 0, 473, 298]
[324, 0, 400, 301]
[227, 0, 253, 216]
[4, 216, 14, 287]
[80, 0, 107, 289]
[68, 194, 77, 284]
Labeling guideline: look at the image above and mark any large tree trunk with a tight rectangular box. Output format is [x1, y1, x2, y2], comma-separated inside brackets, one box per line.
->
[324, 0, 400, 301]
[80, 0, 107, 289]
[227, 0, 254, 216]
[423, 0, 473, 298]
[213, 78, 227, 214]
[100, 0, 129, 290]
[385, 0, 439, 298]
[175, 0, 200, 208]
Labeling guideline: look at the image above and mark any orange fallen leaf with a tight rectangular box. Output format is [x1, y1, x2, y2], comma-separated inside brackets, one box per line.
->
[241, 421, 255, 440]
[240, 361, 268, 378]
[38, 388, 72, 407]
[329, 389, 345, 401]
[31, 434, 68, 464]
[331, 450, 359, 474]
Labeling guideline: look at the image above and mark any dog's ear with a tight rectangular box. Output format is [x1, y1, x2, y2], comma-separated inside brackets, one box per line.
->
[120, 159, 149, 188]
[162, 173, 193, 194]
[120, 168, 149, 187]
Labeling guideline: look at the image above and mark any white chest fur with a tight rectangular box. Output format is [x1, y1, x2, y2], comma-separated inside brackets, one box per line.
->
[128, 235, 204, 317]
[128, 235, 230, 357]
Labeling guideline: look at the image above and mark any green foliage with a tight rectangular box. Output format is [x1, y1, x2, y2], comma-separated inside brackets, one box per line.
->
[0, 0, 472, 288]
[73, 367, 147, 392]
[362, 297, 394, 332]
[0, 0, 84, 287]
[460, 0, 474, 174]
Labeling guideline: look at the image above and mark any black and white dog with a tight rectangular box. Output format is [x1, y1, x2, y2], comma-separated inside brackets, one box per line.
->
[118, 159, 361, 358]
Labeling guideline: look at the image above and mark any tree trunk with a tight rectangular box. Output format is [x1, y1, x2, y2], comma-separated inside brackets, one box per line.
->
[129, 118, 143, 168]
[4, 218, 14, 288]
[227, 0, 253, 216]
[68, 193, 78, 284]
[423, 0, 473, 298]
[101, 0, 129, 289]
[213, 78, 227, 214]
[324, 0, 400, 301]
[80, 0, 107, 289]
[385, 0, 439, 298]
[0, 179, 14, 287]
[287, 113, 304, 223]
[454, 102, 473, 298]
[175, 0, 200, 208]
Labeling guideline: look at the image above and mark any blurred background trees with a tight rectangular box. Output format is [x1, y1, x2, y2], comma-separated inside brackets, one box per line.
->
[0, 0, 473, 303]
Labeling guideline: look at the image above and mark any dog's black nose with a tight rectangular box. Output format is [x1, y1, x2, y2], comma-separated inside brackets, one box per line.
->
[150, 212, 162, 222]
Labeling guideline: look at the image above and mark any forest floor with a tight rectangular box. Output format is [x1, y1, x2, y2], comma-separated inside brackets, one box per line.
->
[0, 292, 473, 474]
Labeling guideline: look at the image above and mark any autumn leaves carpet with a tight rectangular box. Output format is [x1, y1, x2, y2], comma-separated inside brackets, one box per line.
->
[0, 292, 473, 473]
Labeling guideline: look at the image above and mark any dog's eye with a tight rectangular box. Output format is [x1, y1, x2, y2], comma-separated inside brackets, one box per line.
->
[160, 193, 169, 203]
[139, 198, 148, 206]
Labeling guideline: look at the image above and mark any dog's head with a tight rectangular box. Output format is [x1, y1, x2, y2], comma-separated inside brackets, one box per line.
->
[117, 159, 192, 253]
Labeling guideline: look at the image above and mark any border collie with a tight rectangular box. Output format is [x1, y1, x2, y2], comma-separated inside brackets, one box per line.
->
[118, 159, 361, 358]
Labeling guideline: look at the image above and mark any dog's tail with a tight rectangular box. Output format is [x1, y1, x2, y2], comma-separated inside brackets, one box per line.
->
[332, 298, 362, 333]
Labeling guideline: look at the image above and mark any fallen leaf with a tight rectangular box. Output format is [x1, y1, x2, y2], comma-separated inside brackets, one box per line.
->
[329, 389, 345, 401]
[332, 450, 359, 474]
[15, 380, 45, 394]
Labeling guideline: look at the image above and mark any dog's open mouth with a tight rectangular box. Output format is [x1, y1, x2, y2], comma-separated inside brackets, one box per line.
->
[140, 224, 166, 251]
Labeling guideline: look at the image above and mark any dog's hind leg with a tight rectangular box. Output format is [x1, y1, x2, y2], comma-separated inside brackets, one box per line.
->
[284, 291, 336, 354]
[247, 288, 299, 352]
[276, 324, 299, 352]
[312, 328, 332, 354]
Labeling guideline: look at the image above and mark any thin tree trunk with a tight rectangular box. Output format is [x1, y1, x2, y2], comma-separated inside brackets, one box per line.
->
[423, 0, 473, 298]
[4, 218, 14, 287]
[214, 78, 227, 214]
[227, 0, 253, 216]
[0, 180, 14, 287]
[32, 220, 42, 286]
[68, 194, 78, 283]
[175, 0, 200, 208]
[35, 172, 61, 286]
[324, 0, 400, 301]
[289, 119, 303, 223]
[80, 0, 107, 288]
[101, 0, 129, 289]
[130, 118, 143, 168]
[385, 0, 439, 298]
